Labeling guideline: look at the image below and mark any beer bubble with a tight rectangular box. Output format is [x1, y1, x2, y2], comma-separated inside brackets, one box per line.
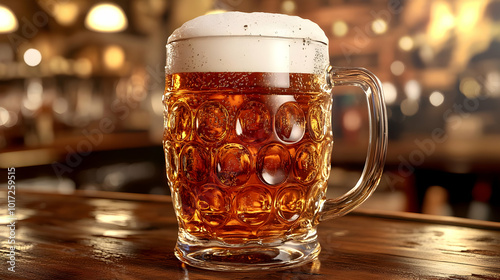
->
[307, 103, 327, 141]
[294, 142, 319, 183]
[196, 101, 229, 142]
[167, 101, 192, 141]
[216, 143, 252, 187]
[174, 183, 196, 221]
[236, 186, 272, 226]
[196, 184, 231, 228]
[236, 101, 272, 143]
[320, 142, 333, 180]
[256, 143, 291, 186]
[275, 102, 306, 143]
[276, 186, 305, 222]
[164, 141, 179, 182]
[179, 144, 209, 183]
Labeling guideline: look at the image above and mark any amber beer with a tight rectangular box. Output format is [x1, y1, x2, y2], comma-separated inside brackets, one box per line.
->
[164, 71, 333, 243]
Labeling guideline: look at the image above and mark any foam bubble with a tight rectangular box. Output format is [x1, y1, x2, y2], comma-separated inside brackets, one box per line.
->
[166, 12, 329, 74]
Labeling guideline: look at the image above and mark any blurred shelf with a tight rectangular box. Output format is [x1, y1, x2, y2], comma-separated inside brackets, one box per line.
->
[0, 131, 157, 168]
[332, 134, 500, 173]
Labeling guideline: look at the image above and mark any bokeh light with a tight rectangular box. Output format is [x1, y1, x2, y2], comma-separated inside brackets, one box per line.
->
[400, 99, 419, 116]
[405, 80, 421, 100]
[459, 77, 481, 98]
[429, 91, 445, 107]
[103, 45, 125, 70]
[382, 82, 398, 105]
[390, 61, 405, 76]
[0, 107, 10, 126]
[23, 48, 42, 67]
[398, 36, 414, 51]
[53, 2, 79, 26]
[343, 109, 362, 131]
[332, 20, 348, 37]
[371, 18, 388, 35]
[281, 0, 296, 14]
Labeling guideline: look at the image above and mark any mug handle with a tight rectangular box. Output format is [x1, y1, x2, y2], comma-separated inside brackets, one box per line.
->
[319, 66, 388, 221]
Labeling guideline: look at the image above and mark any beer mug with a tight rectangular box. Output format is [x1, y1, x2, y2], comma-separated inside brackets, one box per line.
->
[163, 12, 387, 271]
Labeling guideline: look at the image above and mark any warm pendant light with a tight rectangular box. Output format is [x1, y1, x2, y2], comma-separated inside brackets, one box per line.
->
[0, 5, 18, 33]
[85, 3, 127, 32]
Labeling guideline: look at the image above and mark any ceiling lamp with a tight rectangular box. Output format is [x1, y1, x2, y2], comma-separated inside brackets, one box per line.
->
[0, 5, 18, 33]
[85, 3, 127, 32]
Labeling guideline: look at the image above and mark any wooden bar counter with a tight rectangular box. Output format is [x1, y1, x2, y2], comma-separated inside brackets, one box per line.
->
[1, 190, 500, 279]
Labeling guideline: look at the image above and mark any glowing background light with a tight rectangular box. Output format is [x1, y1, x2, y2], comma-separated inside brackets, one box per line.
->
[281, 0, 296, 14]
[456, 1, 482, 33]
[332, 20, 348, 37]
[400, 99, 419, 116]
[22, 79, 44, 118]
[0, 107, 10, 126]
[85, 3, 128, 32]
[25, 79, 43, 111]
[53, 98, 68, 115]
[390, 61, 405, 76]
[371, 18, 388, 35]
[404, 80, 421, 100]
[74, 58, 93, 77]
[53, 2, 79, 26]
[428, 2, 455, 42]
[419, 44, 435, 64]
[23, 48, 42, 67]
[103, 45, 125, 70]
[485, 71, 500, 97]
[429, 91, 445, 107]
[398, 36, 414, 51]
[459, 77, 481, 98]
[343, 109, 362, 132]
[205, 10, 226, 15]
[382, 82, 397, 105]
[0, 5, 18, 33]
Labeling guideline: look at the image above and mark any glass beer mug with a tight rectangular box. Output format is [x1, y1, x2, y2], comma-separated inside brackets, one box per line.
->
[163, 12, 387, 271]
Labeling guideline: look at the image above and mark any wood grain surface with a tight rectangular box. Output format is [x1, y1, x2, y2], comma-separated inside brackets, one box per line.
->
[1, 190, 499, 280]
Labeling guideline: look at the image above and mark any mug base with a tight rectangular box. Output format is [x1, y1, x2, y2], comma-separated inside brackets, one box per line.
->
[175, 238, 321, 271]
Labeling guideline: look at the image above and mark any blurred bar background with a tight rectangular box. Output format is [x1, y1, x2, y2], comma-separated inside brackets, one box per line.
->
[0, 0, 499, 221]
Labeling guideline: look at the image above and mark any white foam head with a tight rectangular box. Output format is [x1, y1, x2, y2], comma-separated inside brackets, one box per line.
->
[166, 12, 329, 74]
